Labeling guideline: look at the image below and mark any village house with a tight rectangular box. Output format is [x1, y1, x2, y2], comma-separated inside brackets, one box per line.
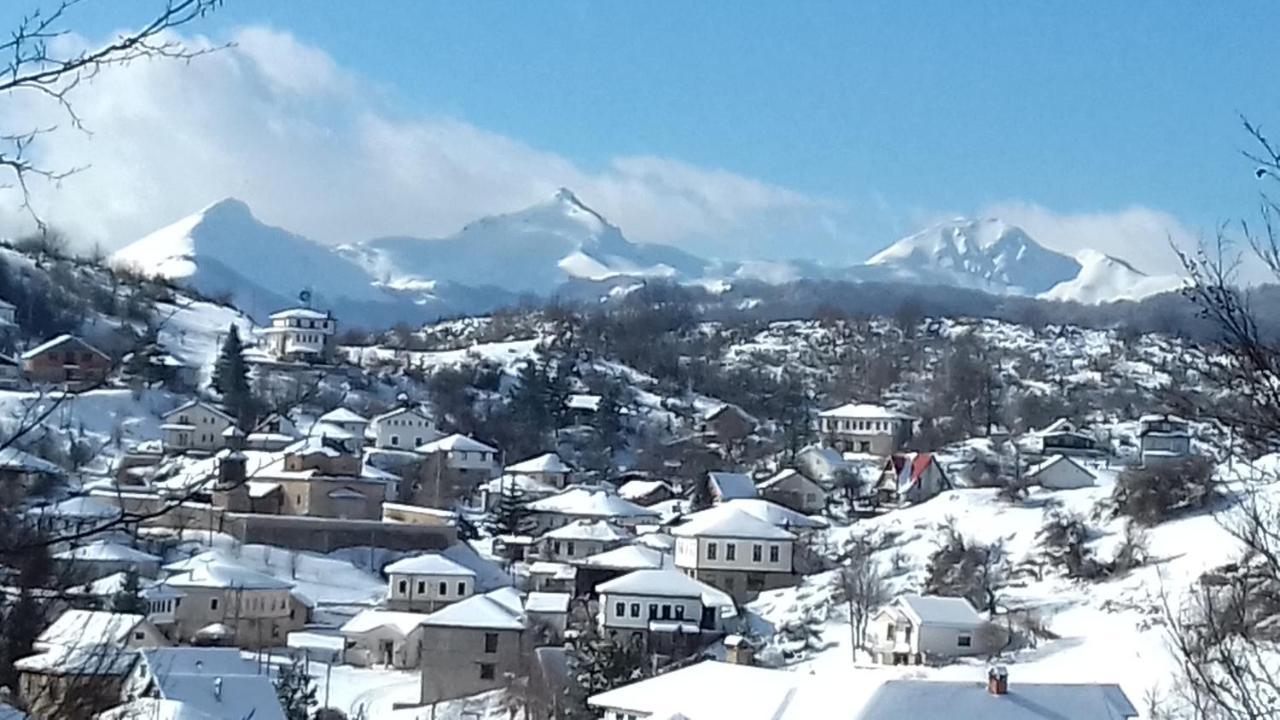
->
[539, 519, 631, 563]
[478, 472, 558, 512]
[525, 591, 571, 643]
[419, 587, 527, 705]
[672, 504, 796, 603]
[261, 307, 337, 363]
[0, 353, 20, 389]
[597, 568, 735, 651]
[112, 647, 286, 720]
[339, 610, 431, 668]
[1035, 418, 1104, 458]
[524, 485, 660, 533]
[527, 560, 578, 593]
[21, 334, 111, 388]
[877, 452, 951, 505]
[757, 468, 828, 514]
[141, 583, 186, 641]
[370, 405, 440, 450]
[616, 477, 675, 506]
[213, 436, 387, 520]
[160, 400, 235, 454]
[157, 557, 308, 649]
[383, 553, 477, 612]
[246, 412, 300, 451]
[1137, 413, 1193, 466]
[565, 393, 602, 425]
[414, 433, 501, 503]
[699, 403, 757, 449]
[317, 407, 369, 440]
[708, 471, 758, 503]
[855, 668, 1138, 720]
[505, 452, 574, 488]
[796, 444, 854, 484]
[53, 540, 162, 582]
[1025, 454, 1096, 490]
[25, 495, 123, 538]
[578, 544, 674, 594]
[0, 448, 63, 504]
[816, 403, 916, 454]
[867, 594, 997, 665]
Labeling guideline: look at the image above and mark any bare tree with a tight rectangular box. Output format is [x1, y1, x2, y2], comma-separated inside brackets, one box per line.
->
[836, 536, 890, 658]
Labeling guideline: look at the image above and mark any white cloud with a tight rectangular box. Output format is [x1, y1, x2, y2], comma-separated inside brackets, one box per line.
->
[978, 201, 1200, 276]
[0, 27, 832, 261]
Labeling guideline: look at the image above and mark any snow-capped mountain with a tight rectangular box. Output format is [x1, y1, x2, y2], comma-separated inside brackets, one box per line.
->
[1041, 249, 1184, 304]
[337, 188, 709, 296]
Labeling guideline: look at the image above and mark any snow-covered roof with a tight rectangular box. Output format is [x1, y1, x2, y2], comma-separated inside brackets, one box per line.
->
[53, 540, 161, 564]
[422, 588, 524, 631]
[14, 643, 137, 676]
[37, 609, 146, 649]
[566, 393, 602, 412]
[0, 447, 63, 475]
[416, 433, 497, 454]
[671, 505, 795, 540]
[588, 661, 812, 719]
[26, 495, 121, 520]
[525, 591, 571, 614]
[0, 703, 28, 720]
[897, 594, 984, 627]
[722, 498, 827, 529]
[598, 569, 733, 608]
[581, 544, 672, 571]
[384, 553, 477, 577]
[269, 307, 329, 320]
[21, 334, 108, 361]
[308, 421, 357, 440]
[818, 403, 916, 420]
[319, 407, 368, 424]
[543, 519, 630, 542]
[757, 469, 823, 493]
[162, 399, 234, 423]
[854, 679, 1138, 720]
[506, 452, 572, 475]
[483, 473, 557, 497]
[247, 480, 281, 498]
[528, 561, 578, 580]
[339, 609, 430, 636]
[163, 559, 293, 591]
[708, 471, 758, 501]
[135, 647, 286, 720]
[525, 486, 658, 520]
[617, 479, 672, 501]
[371, 405, 431, 423]
[1026, 454, 1096, 480]
[98, 698, 220, 720]
[326, 487, 367, 500]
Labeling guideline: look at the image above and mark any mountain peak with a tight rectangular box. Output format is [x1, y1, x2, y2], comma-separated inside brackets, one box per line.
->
[200, 197, 254, 220]
[554, 187, 582, 205]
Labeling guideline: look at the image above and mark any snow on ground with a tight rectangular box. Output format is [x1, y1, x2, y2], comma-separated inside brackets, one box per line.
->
[155, 298, 256, 384]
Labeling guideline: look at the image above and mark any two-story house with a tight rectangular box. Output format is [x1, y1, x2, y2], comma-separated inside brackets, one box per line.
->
[21, 334, 111, 389]
[370, 406, 440, 450]
[339, 610, 431, 669]
[524, 486, 660, 533]
[1035, 418, 1104, 458]
[383, 553, 477, 612]
[419, 587, 526, 705]
[316, 407, 369, 441]
[672, 505, 796, 602]
[816, 403, 916, 454]
[539, 519, 631, 563]
[160, 400, 236, 454]
[504, 452, 574, 489]
[757, 469, 828, 514]
[1137, 413, 1192, 466]
[158, 558, 307, 649]
[261, 307, 336, 363]
[867, 594, 999, 665]
[596, 568, 735, 651]
[414, 434, 500, 503]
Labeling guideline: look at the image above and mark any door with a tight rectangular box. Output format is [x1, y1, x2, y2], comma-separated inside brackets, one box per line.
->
[381, 639, 395, 665]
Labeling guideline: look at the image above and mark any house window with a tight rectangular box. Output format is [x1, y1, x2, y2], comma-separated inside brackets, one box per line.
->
[769, 545, 780, 563]
[484, 632, 499, 653]
[725, 543, 737, 561]
[957, 635, 972, 647]
[661, 604, 671, 620]
[457, 582, 466, 595]
[752, 544, 762, 562]
[391, 435, 400, 446]
[398, 580, 408, 594]
[439, 582, 447, 595]
[648, 604, 658, 620]
[553, 541, 562, 555]
[210, 598, 219, 611]
[630, 603, 640, 618]
[133, 631, 145, 641]
[615, 602, 625, 617]
[566, 541, 576, 556]
[706, 543, 717, 560]
[479, 663, 495, 680]
[674, 605, 685, 620]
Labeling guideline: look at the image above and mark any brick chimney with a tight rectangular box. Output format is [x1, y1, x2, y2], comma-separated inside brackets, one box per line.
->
[987, 665, 1009, 695]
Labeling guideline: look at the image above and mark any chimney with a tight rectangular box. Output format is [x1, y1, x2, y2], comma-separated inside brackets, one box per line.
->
[214, 676, 223, 701]
[987, 666, 1009, 695]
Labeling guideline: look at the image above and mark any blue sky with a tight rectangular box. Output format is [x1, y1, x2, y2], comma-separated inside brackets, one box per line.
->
[12, 1, 1280, 271]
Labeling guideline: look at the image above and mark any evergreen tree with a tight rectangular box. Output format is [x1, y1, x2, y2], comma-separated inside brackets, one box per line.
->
[212, 325, 254, 427]
[274, 655, 317, 720]
[509, 357, 553, 453]
[487, 479, 528, 536]
[596, 383, 625, 453]
[561, 627, 650, 719]
[110, 570, 147, 614]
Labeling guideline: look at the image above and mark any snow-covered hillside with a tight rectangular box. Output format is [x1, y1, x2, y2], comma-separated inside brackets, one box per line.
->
[1041, 249, 1185, 304]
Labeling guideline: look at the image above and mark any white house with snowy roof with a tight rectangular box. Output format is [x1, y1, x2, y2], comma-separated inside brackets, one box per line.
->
[370, 405, 440, 450]
[524, 485, 659, 532]
[160, 400, 235, 454]
[383, 553, 477, 612]
[1137, 413, 1193, 466]
[339, 609, 431, 668]
[757, 468, 828, 514]
[672, 504, 796, 602]
[54, 540, 162, 581]
[114, 647, 286, 720]
[597, 568, 735, 649]
[261, 307, 336, 363]
[416, 433, 500, 497]
[419, 587, 527, 704]
[505, 452, 574, 488]
[539, 519, 631, 563]
[868, 594, 998, 665]
[855, 668, 1138, 720]
[817, 402, 916, 454]
[1025, 454, 1096, 490]
[316, 407, 369, 440]
[157, 556, 308, 649]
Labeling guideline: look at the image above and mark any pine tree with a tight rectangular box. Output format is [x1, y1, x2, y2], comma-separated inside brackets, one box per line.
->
[110, 570, 147, 614]
[212, 325, 254, 427]
[487, 479, 528, 536]
[561, 627, 650, 719]
[274, 655, 317, 720]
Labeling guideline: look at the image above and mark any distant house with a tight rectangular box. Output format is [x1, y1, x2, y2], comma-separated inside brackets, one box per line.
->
[215, 436, 385, 520]
[1036, 418, 1104, 458]
[0, 353, 20, 389]
[505, 452, 574, 489]
[816, 403, 915, 454]
[525, 591, 571, 643]
[597, 568, 735, 651]
[54, 540, 162, 582]
[867, 594, 997, 665]
[616, 478, 675, 506]
[796, 445, 853, 484]
[539, 519, 631, 563]
[478, 472, 558, 511]
[419, 587, 527, 705]
[383, 553, 477, 612]
[707, 471, 758, 503]
[160, 400, 235, 454]
[1138, 413, 1192, 466]
[588, 660, 829, 720]
[757, 469, 828, 514]
[877, 453, 951, 505]
[112, 647, 286, 720]
[25, 495, 122, 537]
[565, 393, 602, 424]
[0, 448, 63, 502]
[261, 307, 337, 363]
[672, 505, 797, 603]
[1025, 454, 1096, 490]
[370, 406, 439, 450]
[524, 486, 659, 533]
[415, 434, 500, 501]
[158, 556, 307, 649]
[699, 404, 757, 448]
[855, 668, 1138, 720]
[317, 407, 369, 440]
[21, 334, 111, 388]
[339, 610, 430, 668]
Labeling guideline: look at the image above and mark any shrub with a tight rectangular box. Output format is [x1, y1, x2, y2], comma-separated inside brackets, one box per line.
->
[1113, 456, 1216, 526]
